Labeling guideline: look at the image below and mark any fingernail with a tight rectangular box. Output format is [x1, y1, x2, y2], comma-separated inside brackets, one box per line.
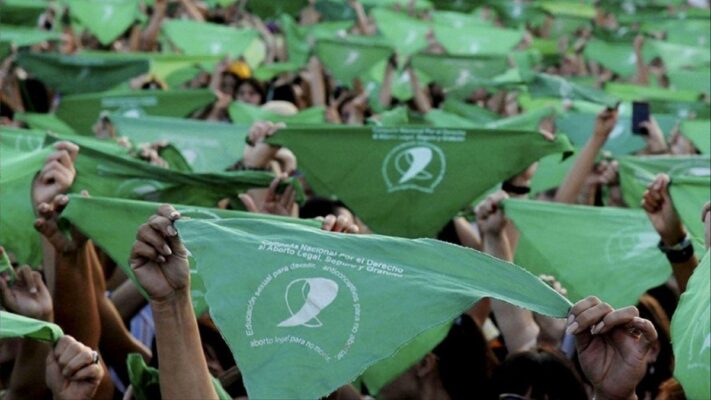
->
[591, 321, 605, 335]
[565, 321, 579, 335]
[167, 226, 178, 236]
[169, 211, 180, 220]
[162, 245, 172, 256]
[157, 255, 166, 264]
[566, 314, 575, 325]
[29, 287, 37, 294]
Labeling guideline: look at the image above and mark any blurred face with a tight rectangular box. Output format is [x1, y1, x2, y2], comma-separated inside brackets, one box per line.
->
[237, 82, 262, 105]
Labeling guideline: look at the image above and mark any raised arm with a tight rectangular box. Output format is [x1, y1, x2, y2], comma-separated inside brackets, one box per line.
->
[555, 108, 618, 204]
[139, 0, 167, 51]
[642, 174, 698, 292]
[130, 205, 218, 400]
[476, 192, 539, 353]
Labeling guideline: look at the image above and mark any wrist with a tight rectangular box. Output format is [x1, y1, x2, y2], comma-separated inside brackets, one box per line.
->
[660, 228, 687, 247]
[150, 288, 191, 313]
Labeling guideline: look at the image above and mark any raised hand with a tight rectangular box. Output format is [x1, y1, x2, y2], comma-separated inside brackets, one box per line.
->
[567, 296, 657, 400]
[45, 335, 104, 400]
[239, 178, 296, 217]
[475, 191, 510, 235]
[639, 117, 668, 154]
[129, 205, 189, 303]
[34, 194, 88, 254]
[0, 265, 52, 320]
[321, 214, 360, 234]
[242, 121, 285, 169]
[32, 141, 79, 208]
[641, 174, 686, 246]
[593, 107, 619, 141]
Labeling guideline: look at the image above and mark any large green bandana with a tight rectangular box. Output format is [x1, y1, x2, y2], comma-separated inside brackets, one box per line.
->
[649, 40, 711, 71]
[55, 89, 216, 133]
[504, 199, 671, 308]
[618, 155, 711, 242]
[177, 217, 571, 399]
[315, 38, 393, 84]
[162, 19, 258, 57]
[64, 0, 140, 45]
[267, 126, 573, 238]
[59, 195, 318, 310]
[16, 52, 149, 95]
[227, 102, 325, 125]
[109, 114, 247, 172]
[671, 250, 710, 399]
[126, 353, 231, 400]
[0, 311, 63, 342]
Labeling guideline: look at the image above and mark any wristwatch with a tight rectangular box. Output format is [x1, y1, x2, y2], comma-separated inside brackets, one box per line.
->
[658, 236, 694, 263]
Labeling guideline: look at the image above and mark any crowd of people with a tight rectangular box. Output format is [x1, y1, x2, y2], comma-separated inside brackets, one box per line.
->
[0, 0, 710, 399]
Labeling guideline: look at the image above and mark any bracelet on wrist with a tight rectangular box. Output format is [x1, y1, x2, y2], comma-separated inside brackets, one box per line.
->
[658, 236, 694, 263]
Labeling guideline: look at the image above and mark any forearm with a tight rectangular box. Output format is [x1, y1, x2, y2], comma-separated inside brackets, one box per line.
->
[54, 243, 101, 348]
[308, 57, 326, 107]
[378, 63, 395, 108]
[152, 291, 217, 400]
[6, 339, 52, 399]
[483, 231, 539, 352]
[453, 217, 482, 251]
[351, 1, 372, 35]
[178, 0, 204, 21]
[242, 144, 280, 168]
[555, 136, 606, 204]
[111, 279, 148, 322]
[140, 1, 167, 51]
[408, 68, 431, 113]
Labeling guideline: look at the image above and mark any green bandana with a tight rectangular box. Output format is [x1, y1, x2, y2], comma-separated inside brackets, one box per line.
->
[0, 25, 62, 47]
[527, 73, 619, 107]
[16, 52, 149, 95]
[667, 68, 711, 95]
[371, 8, 429, 57]
[411, 53, 510, 98]
[433, 24, 523, 56]
[315, 38, 393, 84]
[227, 102, 325, 125]
[13, 112, 78, 135]
[0, 311, 63, 342]
[583, 38, 655, 78]
[618, 155, 711, 242]
[0, 146, 52, 267]
[671, 250, 710, 400]
[604, 82, 699, 103]
[267, 126, 573, 238]
[681, 120, 711, 155]
[59, 195, 318, 310]
[504, 199, 671, 308]
[126, 353, 231, 400]
[0, 0, 47, 27]
[55, 89, 216, 133]
[177, 217, 571, 399]
[162, 19, 258, 57]
[110, 114, 247, 172]
[649, 40, 711, 71]
[64, 0, 139, 45]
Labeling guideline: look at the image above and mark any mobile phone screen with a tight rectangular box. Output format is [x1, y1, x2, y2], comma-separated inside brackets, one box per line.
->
[632, 101, 650, 135]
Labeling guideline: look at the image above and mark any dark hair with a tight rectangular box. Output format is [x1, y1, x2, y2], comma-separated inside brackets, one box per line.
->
[299, 197, 347, 219]
[491, 347, 588, 400]
[436, 219, 462, 246]
[433, 314, 498, 399]
[235, 78, 265, 104]
[636, 294, 673, 399]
